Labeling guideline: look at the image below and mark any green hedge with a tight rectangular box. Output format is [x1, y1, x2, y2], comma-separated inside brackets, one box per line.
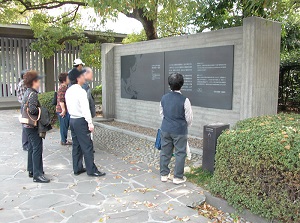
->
[38, 91, 57, 124]
[210, 114, 300, 223]
[91, 84, 102, 104]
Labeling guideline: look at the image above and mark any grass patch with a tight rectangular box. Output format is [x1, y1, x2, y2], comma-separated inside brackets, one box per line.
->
[186, 167, 213, 189]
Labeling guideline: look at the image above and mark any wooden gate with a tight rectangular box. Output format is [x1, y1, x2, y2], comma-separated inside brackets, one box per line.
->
[0, 37, 45, 97]
[0, 38, 101, 97]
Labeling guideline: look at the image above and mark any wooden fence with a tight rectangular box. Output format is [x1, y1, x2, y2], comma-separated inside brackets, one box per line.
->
[0, 37, 101, 97]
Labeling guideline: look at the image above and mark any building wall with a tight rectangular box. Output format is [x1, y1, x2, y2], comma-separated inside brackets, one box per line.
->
[102, 17, 281, 138]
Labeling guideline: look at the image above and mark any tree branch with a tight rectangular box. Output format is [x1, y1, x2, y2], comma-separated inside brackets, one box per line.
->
[57, 31, 109, 44]
[51, 5, 80, 24]
[17, 0, 87, 13]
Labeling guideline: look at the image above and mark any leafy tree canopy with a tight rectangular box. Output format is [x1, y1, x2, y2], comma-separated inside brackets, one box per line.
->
[191, 0, 300, 65]
[0, 0, 198, 63]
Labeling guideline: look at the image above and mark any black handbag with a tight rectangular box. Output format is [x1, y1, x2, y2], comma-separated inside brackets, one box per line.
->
[19, 92, 41, 127]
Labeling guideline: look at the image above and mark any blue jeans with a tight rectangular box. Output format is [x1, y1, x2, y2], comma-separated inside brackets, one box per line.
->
[57, 112, 70, 143]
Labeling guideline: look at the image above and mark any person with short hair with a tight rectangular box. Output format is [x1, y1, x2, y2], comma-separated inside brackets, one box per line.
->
[82, 67, 96, 118]
[65, 68, 106, 177]
[160, 73, 193, 185]
[22, 70, 50, 183]
[56, 72, 72, 145]
[16, 70, 29, 151]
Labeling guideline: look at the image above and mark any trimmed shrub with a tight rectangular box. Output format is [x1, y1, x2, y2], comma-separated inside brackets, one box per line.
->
[38, 91, 57, 124]
[210, 114, 300, 223]
[92, 85, 102, 104]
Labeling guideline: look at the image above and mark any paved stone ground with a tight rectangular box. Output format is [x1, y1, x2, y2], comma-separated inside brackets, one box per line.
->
[0, 110, 208, 223]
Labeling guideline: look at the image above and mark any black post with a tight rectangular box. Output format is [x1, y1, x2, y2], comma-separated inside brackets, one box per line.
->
[202, 123, 230, 173]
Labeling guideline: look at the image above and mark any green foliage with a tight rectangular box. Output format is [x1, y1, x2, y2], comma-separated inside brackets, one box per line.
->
[157, 0, 197, 37]
[80, 42, 102, 68]
[211, 114, 300, 222]
[122, 30, 147, 44]
[185, 168, 213, 189]
[91, 85, 102, 104]
[38, 91, 57, 124]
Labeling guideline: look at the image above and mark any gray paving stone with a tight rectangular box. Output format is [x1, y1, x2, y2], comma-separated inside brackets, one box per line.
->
[166, 186, 194, 199]
[65, 208, 102, 223]
[159, 201, 198, 219]
[19, 194, 74, 210]
[0, 209, 24, 222]
[76, 193, 105, 206]
[177, 190, 206, 207]
[149, 210, 174, 222]
[39, 181, 70, 190]
[120, 189, 171, 205]
[20, 210, 64, 223]
[73, 180, 98, 193]
[96, 173, 129, 184]
[106, 210, 149, 223]
[98, 183, 131, 197]
[100, 197, 128, 214]
[53, 202, 85, 217]
[131, 172, 177, 192]
[0, 194, 31, 209]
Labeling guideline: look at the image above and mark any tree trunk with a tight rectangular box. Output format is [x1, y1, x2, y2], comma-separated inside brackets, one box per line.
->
[141, 18, 158, 40]
[125, 8, 158, 40]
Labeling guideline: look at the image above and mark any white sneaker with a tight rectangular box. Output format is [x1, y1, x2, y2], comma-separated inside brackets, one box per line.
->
[161, 174, 171, 182]
[173, 176, 187, 185]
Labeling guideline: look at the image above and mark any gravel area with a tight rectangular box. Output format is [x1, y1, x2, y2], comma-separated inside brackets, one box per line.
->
[102, 121, 203, 149]
[93, 125, 202, 170]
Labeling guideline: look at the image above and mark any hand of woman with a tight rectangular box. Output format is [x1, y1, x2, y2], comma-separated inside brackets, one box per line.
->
[60, 110, 66, 118]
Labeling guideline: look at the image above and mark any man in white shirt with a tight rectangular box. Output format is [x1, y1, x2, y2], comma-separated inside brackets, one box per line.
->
[65, 68, 106, 177]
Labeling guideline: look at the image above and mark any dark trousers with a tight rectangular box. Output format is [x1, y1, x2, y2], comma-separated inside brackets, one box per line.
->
[57, 112, 70, 143]
[21, 106, 29, 149]
[160, 131, 187, 179]
[70, 118, 98, 175]
[24, 127, 44, 177]
[22, 125, 29, 149]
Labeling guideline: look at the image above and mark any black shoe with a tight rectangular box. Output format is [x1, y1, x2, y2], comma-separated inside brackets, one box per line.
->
[88, 171, 106, 177]
[33, 175, 50, 183]
[93, 150, 95, 153]
[74, 168, 87, 176]
[29, 171, 45, 178]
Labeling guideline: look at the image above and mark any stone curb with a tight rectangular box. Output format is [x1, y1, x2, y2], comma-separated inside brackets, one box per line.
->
[94, 121, 276, 223]
[94, 121, 203, 155]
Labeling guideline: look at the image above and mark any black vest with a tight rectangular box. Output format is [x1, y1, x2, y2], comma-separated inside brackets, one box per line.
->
[161, 91, 188, 135]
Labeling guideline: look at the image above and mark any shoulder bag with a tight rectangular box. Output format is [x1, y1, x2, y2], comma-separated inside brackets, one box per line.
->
[19, 92, 41, 127]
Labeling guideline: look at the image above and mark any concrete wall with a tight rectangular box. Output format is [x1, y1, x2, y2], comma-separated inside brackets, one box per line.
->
[102, 17, 281, 137]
